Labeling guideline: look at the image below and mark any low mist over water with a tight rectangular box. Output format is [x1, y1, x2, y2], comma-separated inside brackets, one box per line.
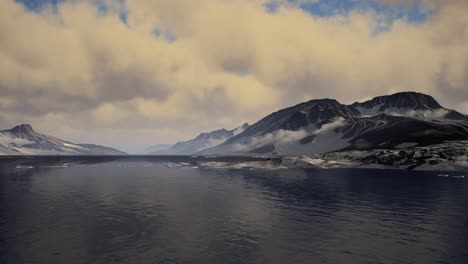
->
[1, 157, 467, 264]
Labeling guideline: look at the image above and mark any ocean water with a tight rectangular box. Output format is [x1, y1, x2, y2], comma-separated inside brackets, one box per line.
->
[0, 156, 467, 264]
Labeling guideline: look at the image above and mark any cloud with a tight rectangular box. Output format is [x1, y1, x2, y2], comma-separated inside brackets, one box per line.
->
[1, 0, 468, 152]
[313, 117, 347, 135]
[233, 129, 309, 152]
[387, 109, 450, 119]
[233, 117, 346, 152]
[91, 103, 129, 125]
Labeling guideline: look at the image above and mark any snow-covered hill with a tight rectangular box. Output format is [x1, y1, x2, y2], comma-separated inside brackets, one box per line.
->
[198, 92, 468, 155]
[0, 124, 126, 155]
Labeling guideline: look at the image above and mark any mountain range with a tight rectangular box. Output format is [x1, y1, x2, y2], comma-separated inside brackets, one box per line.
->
[0, 124, 125, 155]
[198, 92, 468, 155]
[1, 92, 467, 156]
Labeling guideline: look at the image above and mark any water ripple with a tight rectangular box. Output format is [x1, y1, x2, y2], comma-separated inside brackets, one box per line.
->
[0, 158, 467, 264]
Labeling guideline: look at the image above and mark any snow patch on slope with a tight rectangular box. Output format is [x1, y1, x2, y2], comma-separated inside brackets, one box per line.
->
[63, 143, 85, 149]
[354, 104, 384, 117]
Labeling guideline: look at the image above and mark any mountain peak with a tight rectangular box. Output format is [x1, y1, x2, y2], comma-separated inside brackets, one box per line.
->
[304, 98, 340, 105]
[13, 123, 33, 128]
[9, 124, 36, 135]
[352, 91, 442, 112]
[390, 91, 429, 96]
[384, 91, 440, 104]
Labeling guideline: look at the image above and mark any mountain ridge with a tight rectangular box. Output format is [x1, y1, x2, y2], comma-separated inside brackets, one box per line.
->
[2, 92, 467, 156]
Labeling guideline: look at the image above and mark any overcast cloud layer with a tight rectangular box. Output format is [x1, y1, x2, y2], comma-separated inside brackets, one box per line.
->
[1, 0, 467, 152]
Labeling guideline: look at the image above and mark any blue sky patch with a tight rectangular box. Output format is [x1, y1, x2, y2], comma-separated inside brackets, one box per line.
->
[265, 0, 432, 26]
[18, 0, 432, 32]
[16, 0, 63, 10]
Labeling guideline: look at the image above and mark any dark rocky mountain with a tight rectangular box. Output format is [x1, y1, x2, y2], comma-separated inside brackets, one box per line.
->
[340, 114, 468, 150]
[199, 92, 468, 155]
[351, 92, 442, 112]
[0, 124, 126, 155]
[351, 91, 468, 120]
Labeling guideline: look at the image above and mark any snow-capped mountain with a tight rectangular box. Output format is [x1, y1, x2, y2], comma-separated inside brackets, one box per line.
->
[152, 123, 249, 155]
[0, 124, 126, 155]
[199, 92, 468, 155]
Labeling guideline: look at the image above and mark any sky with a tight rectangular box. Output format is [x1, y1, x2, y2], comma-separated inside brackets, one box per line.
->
[1, 0, 468, 153]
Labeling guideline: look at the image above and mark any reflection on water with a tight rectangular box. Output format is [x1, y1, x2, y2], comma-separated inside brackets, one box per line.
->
[0, 157, 467, 264]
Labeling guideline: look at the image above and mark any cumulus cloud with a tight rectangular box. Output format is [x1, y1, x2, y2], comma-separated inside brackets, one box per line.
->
[1, 0, 468, 152]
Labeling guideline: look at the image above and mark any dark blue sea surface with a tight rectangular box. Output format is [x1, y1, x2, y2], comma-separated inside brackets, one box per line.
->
[0, 156, 467, 264]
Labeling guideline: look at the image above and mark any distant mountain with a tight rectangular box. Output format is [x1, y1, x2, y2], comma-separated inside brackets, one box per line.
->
[199, 92, 468, 155]
[0, 124, 126, 155]
[144, 144, 173, 154]
[152, 123, 249, 155]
